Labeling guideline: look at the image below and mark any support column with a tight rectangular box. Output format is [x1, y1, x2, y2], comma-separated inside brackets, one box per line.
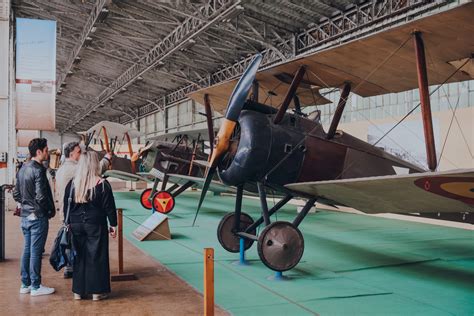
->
[327, 82, 351, 139]
[0, 6, 14, 186]
[413, 31, 437, 171]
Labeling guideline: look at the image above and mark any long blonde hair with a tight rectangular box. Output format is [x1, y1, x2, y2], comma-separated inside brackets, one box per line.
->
[73, 150, 101, 203]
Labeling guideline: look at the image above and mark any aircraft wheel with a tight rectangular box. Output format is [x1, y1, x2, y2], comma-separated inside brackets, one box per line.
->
[152, 190, 175, 214]
[140, 188, 153, 210]
[217, 212, 256, 253]
[257, 221, 304, 272]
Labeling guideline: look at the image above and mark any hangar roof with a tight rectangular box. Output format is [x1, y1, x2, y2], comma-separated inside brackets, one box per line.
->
[12, 0, 457, 132]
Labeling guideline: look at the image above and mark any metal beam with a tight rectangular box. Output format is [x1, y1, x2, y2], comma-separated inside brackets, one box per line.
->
[120, 0, 447, 125]
[56, 0, 109, 93]
[62, 0, 242, 132]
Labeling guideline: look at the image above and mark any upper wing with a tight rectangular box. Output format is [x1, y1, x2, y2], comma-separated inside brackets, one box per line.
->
[286, 169, 474, 214]
[167, 174, 236, 194]
[104, 170, 150, 182]
[188, 3, 473, 113]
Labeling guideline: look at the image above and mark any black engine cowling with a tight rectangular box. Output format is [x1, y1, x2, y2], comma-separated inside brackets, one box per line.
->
[218, 110, 306, 187]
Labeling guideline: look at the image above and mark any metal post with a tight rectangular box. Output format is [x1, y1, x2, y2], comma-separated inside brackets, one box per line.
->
[233, 185, 244, 231]
[293, 198, 317, 227]
[327, 82, 351, 139]
[204, 248, 214, 316]
[413, 31, 437, 171]
[239, 238, 247, 265]
[245, 194, 292, 233]
[257, 182, 271, 226]
[117, 208, 123, 274]
[0, 185, 13, 261]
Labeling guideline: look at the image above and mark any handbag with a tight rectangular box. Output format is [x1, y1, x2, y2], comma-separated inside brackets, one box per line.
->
[49, 183, 75, 271]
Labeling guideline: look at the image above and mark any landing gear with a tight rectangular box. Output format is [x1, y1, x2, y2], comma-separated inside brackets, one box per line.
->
[217, 212, 256, 253]
[152, 190, 175, 214]
[140, 188, 153, 210]
[257, 221, 304, 272]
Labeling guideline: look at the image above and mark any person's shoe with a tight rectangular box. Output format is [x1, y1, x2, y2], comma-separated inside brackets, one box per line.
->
[73, 293, 82, 300]
[19, 284, 31, 294]
[63, 271, 73, 279]
[30, 285, 55, 296]
[92, 294, 108, 301]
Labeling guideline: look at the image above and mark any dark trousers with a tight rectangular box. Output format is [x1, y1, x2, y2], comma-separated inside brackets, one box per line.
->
[70, 222, 111, 295]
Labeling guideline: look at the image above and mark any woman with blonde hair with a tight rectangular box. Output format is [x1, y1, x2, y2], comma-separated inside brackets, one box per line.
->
[63, 150, 117, 300]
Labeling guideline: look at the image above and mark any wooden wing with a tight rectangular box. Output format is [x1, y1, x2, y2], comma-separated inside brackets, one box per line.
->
[167, 174, 236, 194]
[103, 170, 150, 182]
[286, 169, 474, 214]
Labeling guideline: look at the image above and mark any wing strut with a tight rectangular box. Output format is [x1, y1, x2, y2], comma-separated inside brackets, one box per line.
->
[203, 94, 214, 158]
[327, 82, 351, 139]
[413, 31, 437, 171]
[274, 66, 306, 124]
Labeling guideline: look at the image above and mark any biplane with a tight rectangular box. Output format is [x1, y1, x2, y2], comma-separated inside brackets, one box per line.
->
[192, 3, 474, 272]
[79, 120, 142, 176]
[81, 121, 235, 214]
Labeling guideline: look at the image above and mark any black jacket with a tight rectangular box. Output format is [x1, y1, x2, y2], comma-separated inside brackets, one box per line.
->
[13, 160, 55, 218]
[63, 180, 117, 227]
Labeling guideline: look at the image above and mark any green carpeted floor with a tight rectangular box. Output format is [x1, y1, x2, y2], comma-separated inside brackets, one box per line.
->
[114, 190, 474, 316]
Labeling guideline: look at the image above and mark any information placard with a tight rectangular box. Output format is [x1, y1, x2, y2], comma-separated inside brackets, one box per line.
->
[132, 212, 171, 241]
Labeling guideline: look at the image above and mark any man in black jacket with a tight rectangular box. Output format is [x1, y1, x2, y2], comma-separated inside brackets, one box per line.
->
[13, 138, 56, 296]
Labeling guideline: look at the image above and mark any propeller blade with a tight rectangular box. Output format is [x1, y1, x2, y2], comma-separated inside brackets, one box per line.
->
[192, 166, 217, 226]
[225, 54, 262, 121]
[193, 54, 262, 226]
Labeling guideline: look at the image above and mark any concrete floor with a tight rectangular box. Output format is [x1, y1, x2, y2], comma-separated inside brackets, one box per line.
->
[0, 209, 228, 316]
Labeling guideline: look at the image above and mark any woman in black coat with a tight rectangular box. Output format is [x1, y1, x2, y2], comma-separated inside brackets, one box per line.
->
[63, 150, 117, 300]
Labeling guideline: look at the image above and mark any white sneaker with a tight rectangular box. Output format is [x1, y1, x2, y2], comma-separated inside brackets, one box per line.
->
[19, 284, 31, 294]
[30, 285, 55, 296]
[92, 293, 108, 301]
[73, 293, 82, 300]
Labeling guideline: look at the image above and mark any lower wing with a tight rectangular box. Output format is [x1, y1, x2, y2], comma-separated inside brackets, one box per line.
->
[286, 169, 474, 214]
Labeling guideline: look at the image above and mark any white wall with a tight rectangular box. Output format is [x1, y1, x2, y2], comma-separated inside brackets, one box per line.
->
[0, 10, 13, 185]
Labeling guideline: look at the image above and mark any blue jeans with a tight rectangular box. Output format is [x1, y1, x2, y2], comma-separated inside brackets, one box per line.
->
[20, 216, 49, 289]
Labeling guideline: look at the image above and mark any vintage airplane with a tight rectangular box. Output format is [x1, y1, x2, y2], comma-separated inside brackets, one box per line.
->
[81, 121, 236, 214]
[79, 120, 142, 175]
[192, 3, 474, 272]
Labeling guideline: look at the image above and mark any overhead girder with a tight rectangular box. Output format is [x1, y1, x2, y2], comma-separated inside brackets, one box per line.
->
[120, 0, 448, 124]
[55, 0, 109, 94]
[62, 0, 243, 133]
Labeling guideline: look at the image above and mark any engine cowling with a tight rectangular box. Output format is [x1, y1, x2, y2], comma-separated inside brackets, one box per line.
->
[218, 110, 306, 187]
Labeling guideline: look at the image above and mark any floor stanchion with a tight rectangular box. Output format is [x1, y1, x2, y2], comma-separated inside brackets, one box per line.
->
[204, 248, 214, 316]
[111, 208, 138, 282]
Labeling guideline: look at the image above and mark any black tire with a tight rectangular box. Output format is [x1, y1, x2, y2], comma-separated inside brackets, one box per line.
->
[257, 221, 304, 272]
[140, 188, 153, 210]
[217, 212, 256, 253]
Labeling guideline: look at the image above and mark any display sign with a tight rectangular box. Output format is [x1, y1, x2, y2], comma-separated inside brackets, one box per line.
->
[132, 212, 171, 241]
[15, 18, 56, 131]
